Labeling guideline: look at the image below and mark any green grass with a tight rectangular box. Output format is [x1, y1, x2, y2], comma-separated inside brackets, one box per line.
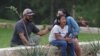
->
[0, 19, 16, 23]
[40, 33, 100, 44]
[0, 28, 13, 48]
[78, 33, 100, 41]
[0, 28, 100, 48]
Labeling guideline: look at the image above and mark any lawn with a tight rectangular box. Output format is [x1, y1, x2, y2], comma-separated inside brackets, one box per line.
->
[0, 28, 100, 48]
[0, 19, 16, 23]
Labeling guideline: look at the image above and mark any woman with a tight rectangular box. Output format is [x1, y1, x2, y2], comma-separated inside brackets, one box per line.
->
[49, 15, 74, 56]
[56, 9, 81, 56]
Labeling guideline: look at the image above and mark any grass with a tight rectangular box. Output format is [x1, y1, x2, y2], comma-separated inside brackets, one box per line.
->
[0, 19, 16, 23]
[78, 33, 100, 41]
[0, 28, 13, 48]
[0, 28, 100, 48]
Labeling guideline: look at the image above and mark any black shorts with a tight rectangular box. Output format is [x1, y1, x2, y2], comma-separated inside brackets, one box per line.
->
[75, 35, 78, 38]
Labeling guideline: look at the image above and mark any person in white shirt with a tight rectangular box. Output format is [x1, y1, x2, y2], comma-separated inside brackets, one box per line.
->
[49, 15, 74, 56]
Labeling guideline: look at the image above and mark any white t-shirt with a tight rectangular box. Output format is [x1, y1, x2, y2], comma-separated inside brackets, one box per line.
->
[49, 25, 68, 42]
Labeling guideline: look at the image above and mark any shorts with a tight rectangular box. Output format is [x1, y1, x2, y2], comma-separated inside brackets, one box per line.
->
[69, 34, 78, 38]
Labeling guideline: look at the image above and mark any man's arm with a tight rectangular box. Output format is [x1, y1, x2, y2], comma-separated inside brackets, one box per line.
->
[19, 32, 29, 46]
[37, 27, 50, 36]
[15, 23, 30, 46]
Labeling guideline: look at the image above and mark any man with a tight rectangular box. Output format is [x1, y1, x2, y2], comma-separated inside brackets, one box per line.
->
[11, 8, 49, 47]
[54, 9, 81, 56]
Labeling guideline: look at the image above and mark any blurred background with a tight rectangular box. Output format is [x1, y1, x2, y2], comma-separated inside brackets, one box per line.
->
[0, 0, 100, 48]
[0, 0, 100, 27]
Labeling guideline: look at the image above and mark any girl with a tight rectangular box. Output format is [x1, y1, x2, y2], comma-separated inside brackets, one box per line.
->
[49, 15, 74, 56]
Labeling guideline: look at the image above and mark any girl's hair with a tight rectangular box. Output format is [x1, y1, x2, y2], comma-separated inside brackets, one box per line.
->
[56, 15, 66, 25]
[58, 8, 70, 17]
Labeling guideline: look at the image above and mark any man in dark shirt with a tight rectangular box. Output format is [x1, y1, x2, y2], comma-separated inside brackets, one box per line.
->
[11, 8, 49, 47]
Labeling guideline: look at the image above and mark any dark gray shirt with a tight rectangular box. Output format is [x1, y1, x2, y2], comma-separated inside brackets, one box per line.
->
[11, 19, 39, 45]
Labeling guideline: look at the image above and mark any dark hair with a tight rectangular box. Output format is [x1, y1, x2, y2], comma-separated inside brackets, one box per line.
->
[58, 9, 70, 17]
[56, 15, 65, 25]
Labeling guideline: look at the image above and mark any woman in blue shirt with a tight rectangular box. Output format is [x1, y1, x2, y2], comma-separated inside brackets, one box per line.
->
[55, 9, 81, 56]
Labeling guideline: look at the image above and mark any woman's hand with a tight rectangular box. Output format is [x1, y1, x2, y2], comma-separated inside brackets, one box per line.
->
[65, 37, 71, 42]
[65, 37, 74, 43]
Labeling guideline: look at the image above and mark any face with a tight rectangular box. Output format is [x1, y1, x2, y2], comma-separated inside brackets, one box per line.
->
[25, 15, 33, 22]
[59, 16, 66, 26]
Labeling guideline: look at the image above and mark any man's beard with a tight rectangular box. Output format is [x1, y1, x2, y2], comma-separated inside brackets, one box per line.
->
[25, 18, 32, 22]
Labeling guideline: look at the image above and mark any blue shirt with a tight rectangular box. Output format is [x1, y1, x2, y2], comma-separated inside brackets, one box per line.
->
[66, 16, 80, 37]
